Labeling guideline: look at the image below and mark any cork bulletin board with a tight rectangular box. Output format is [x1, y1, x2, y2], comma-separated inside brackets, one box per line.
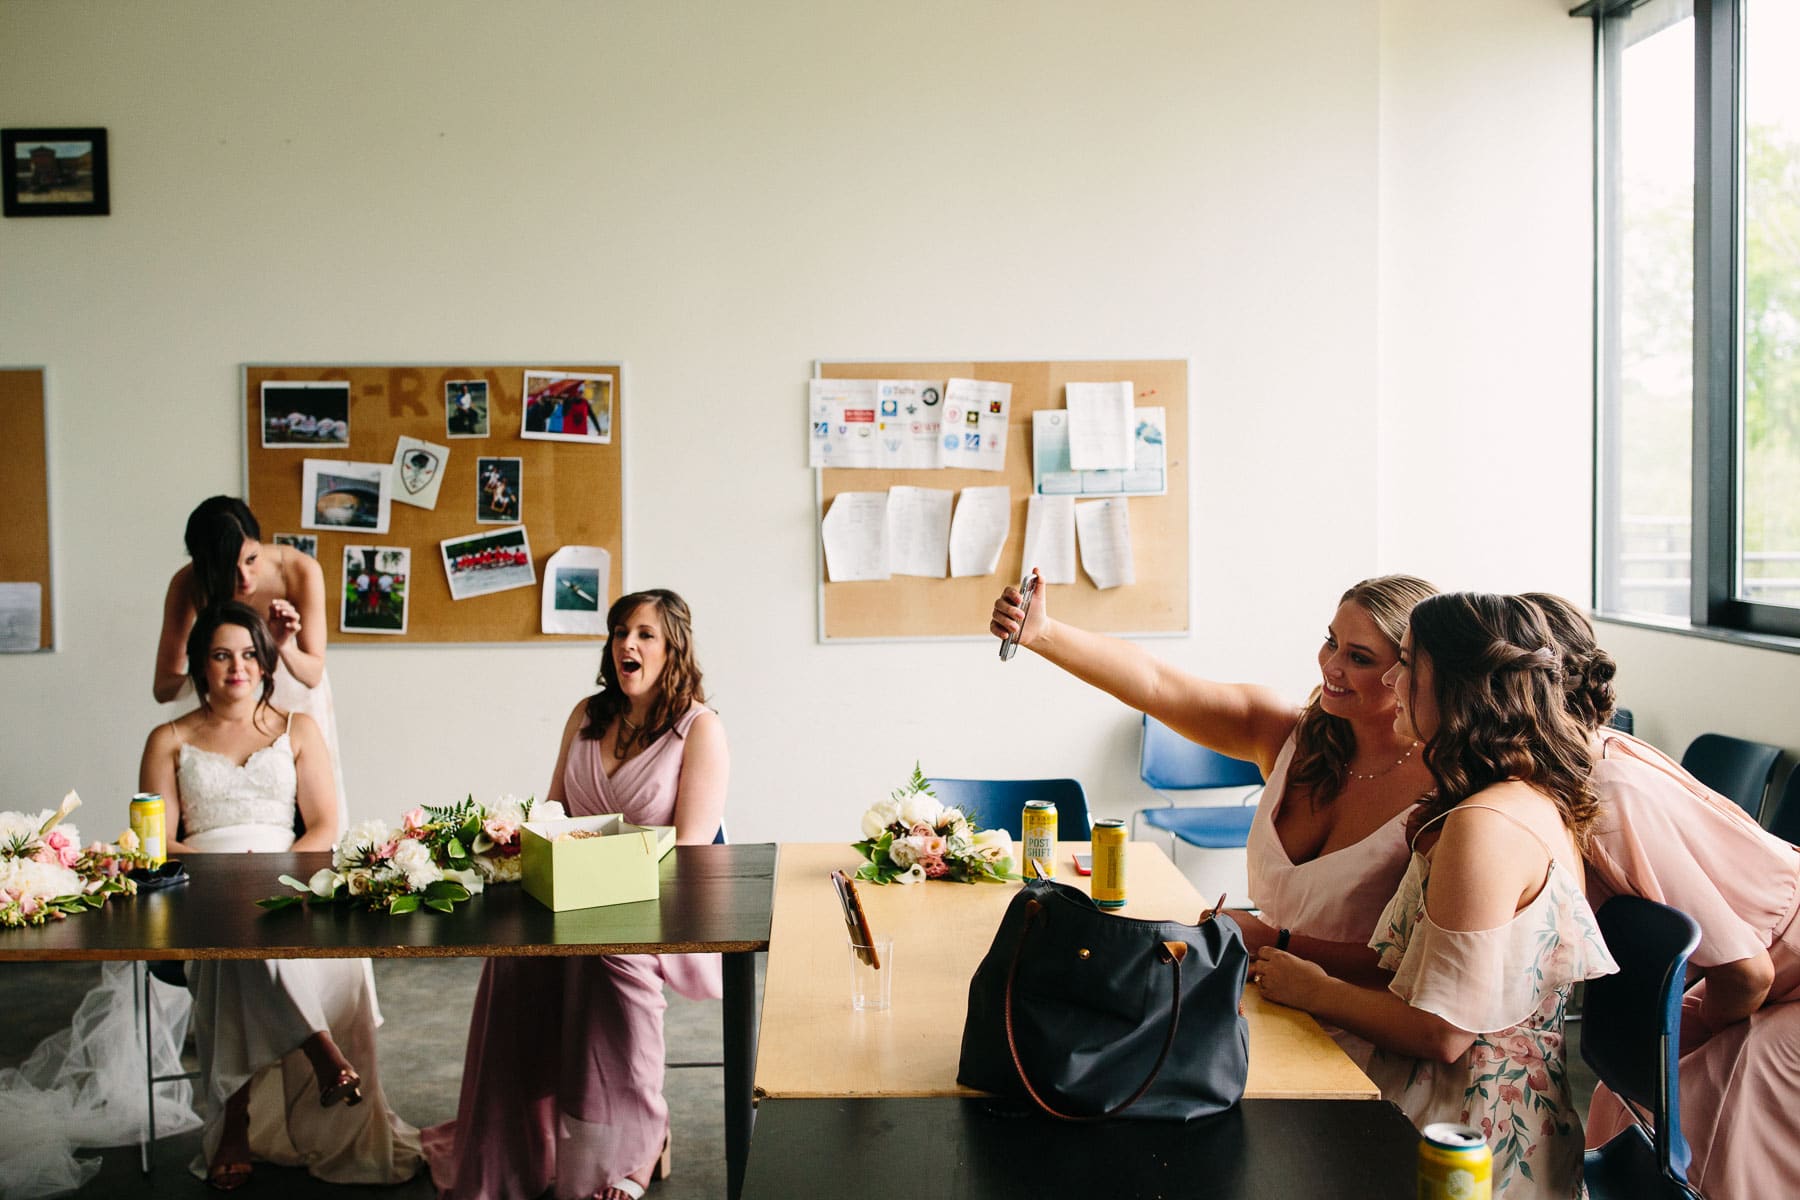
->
[0, 368, 53, 650]
[243, 364, 622, 644]
[816, 359, 1188, 641]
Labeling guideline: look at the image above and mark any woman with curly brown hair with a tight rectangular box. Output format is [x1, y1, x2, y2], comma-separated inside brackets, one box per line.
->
[990, 573, 1437, 1015]
[1527, 592, 1800, 1200]
[1254, 592, 1618, 1199]
[423, 589, 727, 1200]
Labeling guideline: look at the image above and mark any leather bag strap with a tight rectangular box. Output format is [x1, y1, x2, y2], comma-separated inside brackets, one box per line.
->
[1001, 897, 1187, 1121]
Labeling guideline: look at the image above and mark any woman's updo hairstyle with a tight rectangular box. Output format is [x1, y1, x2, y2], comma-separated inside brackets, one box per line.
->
[186, 601, 278, 711]
[1407, 592, 1599, 843]
[184, 496, 262, 611]
[1520, 592, 1618, 734]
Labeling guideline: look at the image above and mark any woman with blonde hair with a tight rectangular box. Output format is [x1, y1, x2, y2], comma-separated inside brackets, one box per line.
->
[990, 572, 1438, 1053]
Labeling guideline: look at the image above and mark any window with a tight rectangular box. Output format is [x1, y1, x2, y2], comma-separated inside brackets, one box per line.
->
[1590, 0, 1800, 640]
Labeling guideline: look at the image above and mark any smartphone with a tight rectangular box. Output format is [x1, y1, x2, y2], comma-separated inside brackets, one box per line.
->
[1071, 853, 1092, 876]
[999, 571, 1038, 662]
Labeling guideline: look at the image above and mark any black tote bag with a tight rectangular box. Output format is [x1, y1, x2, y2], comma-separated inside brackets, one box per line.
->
[956, 878, 1249, 1121]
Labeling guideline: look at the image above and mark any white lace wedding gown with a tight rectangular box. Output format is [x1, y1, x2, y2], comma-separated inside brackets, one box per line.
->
[177, 724, 421, 1184]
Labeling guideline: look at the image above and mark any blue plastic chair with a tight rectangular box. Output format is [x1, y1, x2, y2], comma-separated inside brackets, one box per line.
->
[1608, 707, 1634, 735]
[1768, 767, 1800, 846]
[1131, 714, 1264, 851]
[1679, 733, 1782, 822]
[924, 778, 1091, 841]
[1581, 895, 1704, 1200]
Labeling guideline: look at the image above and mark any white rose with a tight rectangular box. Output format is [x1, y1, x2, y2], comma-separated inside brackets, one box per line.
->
[888, 835, 923, 869]
[306, 868, 342, 898]
[894, 863, 928, 885]
[346, 870, 374, 896]
[971, 828, 1012, 862]
[898, 792, 943, 830]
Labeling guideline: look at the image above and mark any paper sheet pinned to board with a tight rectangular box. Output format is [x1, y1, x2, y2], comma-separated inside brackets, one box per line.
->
[542, 546, 611, 635]
[886, 486, 953, 577]
[876, 379, 945, 469]
[1066, 381, 1135, 470]
[822, 492, 890, 581]
[391, 436, 449, 510]
[941, 378, 1011, 471]
[949, 486, 1011, 577]
[1021, 494, 1076, 585]
[0, 583, 42, 651]
[1076, 498, 1135, 589]
[809, 379, 882, 469]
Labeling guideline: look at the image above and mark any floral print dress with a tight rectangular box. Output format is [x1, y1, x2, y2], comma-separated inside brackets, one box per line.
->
[1363, 806, 1618, 1199]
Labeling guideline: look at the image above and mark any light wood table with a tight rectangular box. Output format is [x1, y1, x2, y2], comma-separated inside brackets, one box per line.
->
[755, 842, 1378, 1101]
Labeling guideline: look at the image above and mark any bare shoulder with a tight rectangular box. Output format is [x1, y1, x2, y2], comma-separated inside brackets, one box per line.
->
[563, 696, 593, 737]
[145, 709, 199, 751]
[279, 545, 324, 587]
[686, 707, 726, 745]
[286, 709, 322, 744]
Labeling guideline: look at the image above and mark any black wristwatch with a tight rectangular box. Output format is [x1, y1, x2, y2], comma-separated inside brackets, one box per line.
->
[1275, 928, 1291, 952]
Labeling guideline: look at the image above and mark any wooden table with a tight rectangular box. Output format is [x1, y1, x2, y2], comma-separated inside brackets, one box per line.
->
[755, 843, 1378, 1100]
[0, 844, 776, 1200]
[741, 1097, 1419, 1198]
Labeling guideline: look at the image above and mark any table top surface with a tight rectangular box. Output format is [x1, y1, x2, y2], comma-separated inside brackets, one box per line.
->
[754, 843, 1379, 1101]
[0, 843, 776, 962]
[741, 1097, 1418, 1199]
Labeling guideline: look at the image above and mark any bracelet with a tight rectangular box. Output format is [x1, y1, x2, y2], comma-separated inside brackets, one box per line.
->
[1275, 928, 1291, 952]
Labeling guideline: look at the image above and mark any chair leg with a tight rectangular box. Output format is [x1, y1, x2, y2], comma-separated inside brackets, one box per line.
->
[140, 962, 156, 1174]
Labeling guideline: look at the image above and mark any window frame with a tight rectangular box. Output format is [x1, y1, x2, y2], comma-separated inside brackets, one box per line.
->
[1586, 0, 1800, 647]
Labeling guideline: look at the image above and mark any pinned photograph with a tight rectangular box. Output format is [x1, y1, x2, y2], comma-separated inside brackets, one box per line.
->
[542, 545, 611, 635]
[441, 526, 535, 601]
[477, 456, 522, 523]
[392, 436, 449, 510]
[301, 459, 392, 534]
[341, 545, 410, 635]
[446, 379, 490, 439]
[263, 381, 351, 449]
[521, 371, 612, 444]
[273, 533, 318, 559]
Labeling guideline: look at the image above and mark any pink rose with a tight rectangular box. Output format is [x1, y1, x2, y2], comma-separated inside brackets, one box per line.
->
[483, 817, 520, 845]
[39, 830, 81, 869]
[910, 823, 933, 839]
[401, 808, 429, 834]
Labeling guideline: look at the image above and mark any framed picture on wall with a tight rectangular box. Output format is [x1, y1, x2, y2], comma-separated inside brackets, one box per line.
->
[3, 128, 109, 217]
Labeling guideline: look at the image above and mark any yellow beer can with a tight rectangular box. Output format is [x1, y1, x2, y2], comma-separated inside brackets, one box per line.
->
[130, 793, 167, 867]
[1021, 799, 1057, 879]
[1418, 1122, 1491, 1200]
[1091, 818, 1127, 908]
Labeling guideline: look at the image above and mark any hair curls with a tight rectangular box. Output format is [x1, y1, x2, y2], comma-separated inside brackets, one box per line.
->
[186, 601, 278, 713]
[1286, 574, 1438, 806]
[1520, 592, 1618, 733]
[1407, 592, 1599, 845]
[581, 589, 708, 752]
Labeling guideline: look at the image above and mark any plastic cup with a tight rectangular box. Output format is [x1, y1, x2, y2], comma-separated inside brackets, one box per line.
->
[848, 937, 894, 1011]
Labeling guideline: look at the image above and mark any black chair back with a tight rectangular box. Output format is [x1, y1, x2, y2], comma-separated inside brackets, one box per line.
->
[1678, 733, 1782, 821]
[923, 778, 1091, 840]
[1768, 767, 1800, 846]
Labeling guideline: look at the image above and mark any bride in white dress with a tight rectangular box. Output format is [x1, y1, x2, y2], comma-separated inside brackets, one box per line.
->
[154, 496, 348, 830]
[137, 602, 420, 1190]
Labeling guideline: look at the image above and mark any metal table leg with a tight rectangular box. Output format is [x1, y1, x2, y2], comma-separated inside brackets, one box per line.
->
[722, 950, 759, 1200]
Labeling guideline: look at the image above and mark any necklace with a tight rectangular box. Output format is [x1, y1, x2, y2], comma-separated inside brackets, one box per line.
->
[613, 713, 643, 760]
[1350, 740, 1418, 781]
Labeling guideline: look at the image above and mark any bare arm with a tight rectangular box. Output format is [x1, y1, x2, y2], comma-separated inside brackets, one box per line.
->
[269, 550, 327, 688]
[990, 574, 1298, 775]
[1224, 909, 1391, 988]
[288, 712, 339, 849]
[153, 571, 197, 703]
[544, 699, 589, 809]
[1257, 955, 1476, 1062]
[137, 721, 195, 855]
[672, 712, 729, 845]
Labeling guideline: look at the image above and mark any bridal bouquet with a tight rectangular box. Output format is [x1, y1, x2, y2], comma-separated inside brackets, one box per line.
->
[851, 765, 1014, 885]
[260, 794, 565, 915]
[1, 793, 145, 929]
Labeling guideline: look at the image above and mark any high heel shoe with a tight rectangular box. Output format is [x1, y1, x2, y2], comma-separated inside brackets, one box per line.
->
[318, 1066, 364, 1108]
[652, 1130, 672, 1181]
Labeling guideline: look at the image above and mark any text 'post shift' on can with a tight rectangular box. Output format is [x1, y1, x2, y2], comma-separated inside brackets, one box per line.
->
[130, 793, 167, 867]
[1022, 799, 1057, 879]
[1091, 818, 1127, 908]
[1418, 1122, 1491, 1200]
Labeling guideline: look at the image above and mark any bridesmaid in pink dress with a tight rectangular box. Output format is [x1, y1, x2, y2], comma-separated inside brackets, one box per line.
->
[1529, 593, 1800, 1200]
[421, 589, 728, 1200]
[992, 572, 1437, 1002]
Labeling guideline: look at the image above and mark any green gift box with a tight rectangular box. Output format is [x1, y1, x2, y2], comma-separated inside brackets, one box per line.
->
[520, 813, 677, 911]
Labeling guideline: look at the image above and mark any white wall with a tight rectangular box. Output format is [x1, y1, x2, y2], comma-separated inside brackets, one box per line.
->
[9, 0, 1779, 844]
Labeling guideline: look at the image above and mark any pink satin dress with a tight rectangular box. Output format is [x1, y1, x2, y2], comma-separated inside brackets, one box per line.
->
[1245, 735, 1422, 1066]
[421, 703, 721, 1200]
[1581, 729, 1800, 1200]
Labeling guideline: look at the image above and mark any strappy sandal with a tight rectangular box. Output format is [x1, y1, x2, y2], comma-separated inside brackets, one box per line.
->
[205, 1159, 253, 1192]
[318, 1067, 364, 1108]
[593, 1186, 644, 1200]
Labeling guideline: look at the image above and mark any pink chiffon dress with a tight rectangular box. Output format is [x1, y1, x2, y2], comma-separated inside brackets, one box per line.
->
[421, 703, 720, 1200]
[1364, 806, 1618, 1200]
[1245, 735, 1422, 1067]
[1580, 729, 1800, 1200]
